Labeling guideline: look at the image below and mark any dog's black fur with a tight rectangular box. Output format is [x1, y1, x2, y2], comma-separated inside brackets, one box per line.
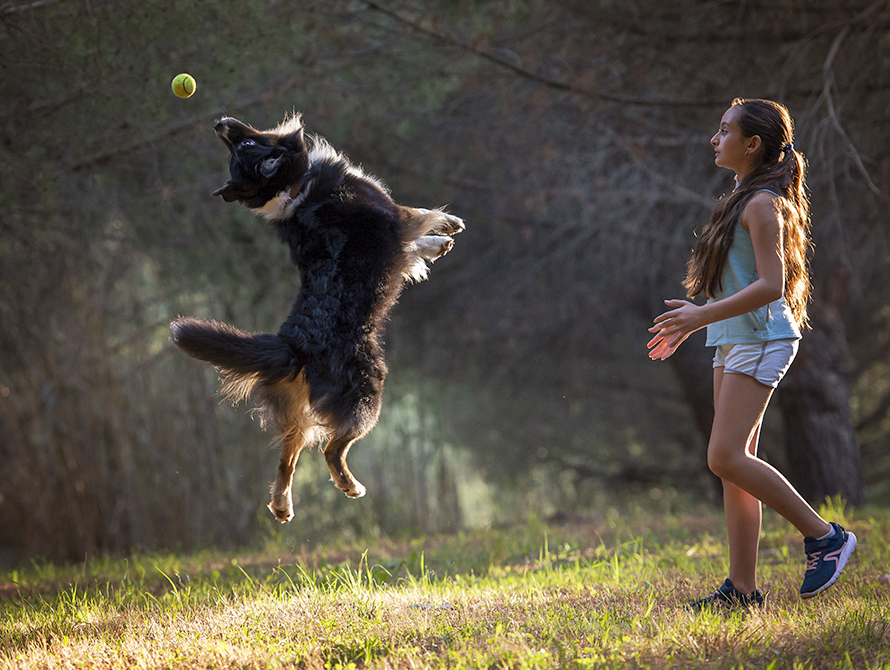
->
[170, 115, 464, 522]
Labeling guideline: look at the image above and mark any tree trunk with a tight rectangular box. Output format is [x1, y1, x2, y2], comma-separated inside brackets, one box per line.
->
[778, 305, 865, 506]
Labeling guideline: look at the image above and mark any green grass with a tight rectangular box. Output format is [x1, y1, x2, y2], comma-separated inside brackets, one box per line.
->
[1, 501, 889, 669]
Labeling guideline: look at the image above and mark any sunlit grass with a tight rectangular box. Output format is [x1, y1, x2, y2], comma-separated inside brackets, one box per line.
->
[1, 502, 889, 669]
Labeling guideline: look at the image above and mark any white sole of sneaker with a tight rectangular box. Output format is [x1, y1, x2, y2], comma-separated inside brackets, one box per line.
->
[801, 531, 857, 599]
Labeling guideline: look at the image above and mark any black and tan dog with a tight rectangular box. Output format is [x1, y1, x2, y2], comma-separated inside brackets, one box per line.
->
[171, 115, 464, 522]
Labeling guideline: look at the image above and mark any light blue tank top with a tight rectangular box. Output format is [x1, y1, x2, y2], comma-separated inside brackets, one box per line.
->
[705, 191, 801, 346]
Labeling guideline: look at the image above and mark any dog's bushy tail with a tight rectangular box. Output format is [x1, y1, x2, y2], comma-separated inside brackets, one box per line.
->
[170, 317, 298, 403]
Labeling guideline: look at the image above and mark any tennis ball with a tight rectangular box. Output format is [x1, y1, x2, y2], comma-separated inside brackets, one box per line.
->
[171, 73, 196, 99]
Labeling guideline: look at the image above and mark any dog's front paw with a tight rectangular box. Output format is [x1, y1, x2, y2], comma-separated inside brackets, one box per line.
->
[440, 213, 465, 235]
[416, 235, 454, 261]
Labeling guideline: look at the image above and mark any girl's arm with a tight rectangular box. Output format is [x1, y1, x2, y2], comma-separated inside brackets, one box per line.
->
[648, 192, 785, 360]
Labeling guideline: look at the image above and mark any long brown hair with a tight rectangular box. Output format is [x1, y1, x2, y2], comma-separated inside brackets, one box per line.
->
[683, 98, 812, 329]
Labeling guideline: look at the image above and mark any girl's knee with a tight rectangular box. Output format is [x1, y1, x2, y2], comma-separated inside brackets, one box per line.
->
[707, 453, 724, 479]
[707, 447, 738, 480]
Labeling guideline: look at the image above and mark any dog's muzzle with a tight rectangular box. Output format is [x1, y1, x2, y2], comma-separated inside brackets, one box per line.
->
[214, 117, 255, 153]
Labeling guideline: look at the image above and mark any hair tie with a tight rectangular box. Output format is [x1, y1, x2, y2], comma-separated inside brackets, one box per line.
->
[784, 142, 794, 152]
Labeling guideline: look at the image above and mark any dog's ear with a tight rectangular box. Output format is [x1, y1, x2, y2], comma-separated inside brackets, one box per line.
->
[259, 155, 283, 178]
[277, 125, 306, 152]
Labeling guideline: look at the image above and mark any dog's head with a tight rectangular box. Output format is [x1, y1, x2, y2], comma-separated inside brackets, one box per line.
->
[211, 115, 309, 210]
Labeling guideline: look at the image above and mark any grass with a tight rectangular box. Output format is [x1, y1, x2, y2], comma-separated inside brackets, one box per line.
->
[1, 500, 889, 669]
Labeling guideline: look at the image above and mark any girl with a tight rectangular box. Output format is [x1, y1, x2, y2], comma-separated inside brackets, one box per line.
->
[647, 98, 856, 608]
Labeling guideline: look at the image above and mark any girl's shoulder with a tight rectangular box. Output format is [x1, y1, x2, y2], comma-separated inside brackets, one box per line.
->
[740, 189, 782, 232]
[748, 188, 783, 204]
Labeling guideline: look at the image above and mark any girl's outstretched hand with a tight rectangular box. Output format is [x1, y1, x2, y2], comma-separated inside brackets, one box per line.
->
[647, 328, 689, 360]
[647, 299, 706, 360]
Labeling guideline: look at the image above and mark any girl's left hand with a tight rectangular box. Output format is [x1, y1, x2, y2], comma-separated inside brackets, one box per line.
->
[647, 328, 690, 360]
[647, 299, 706, 360]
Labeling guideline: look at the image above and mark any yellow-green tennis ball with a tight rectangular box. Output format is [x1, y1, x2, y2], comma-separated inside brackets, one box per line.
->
[171, 73, 196, 98]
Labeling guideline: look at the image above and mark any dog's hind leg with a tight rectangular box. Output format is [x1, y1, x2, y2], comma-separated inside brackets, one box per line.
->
[323, 434, 367, 499]
[268, 426, 307, 523]
[263, 373, 316, 523]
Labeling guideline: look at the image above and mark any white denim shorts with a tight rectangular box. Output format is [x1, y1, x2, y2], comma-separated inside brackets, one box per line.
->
[712, 339, 799, 388]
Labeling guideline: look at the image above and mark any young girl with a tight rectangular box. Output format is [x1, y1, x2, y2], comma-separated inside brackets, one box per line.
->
[647, 98, 856, 608]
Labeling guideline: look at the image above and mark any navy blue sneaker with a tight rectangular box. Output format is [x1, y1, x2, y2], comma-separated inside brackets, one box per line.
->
[690, 578, 765, 611]
[800, 522, 857, 599]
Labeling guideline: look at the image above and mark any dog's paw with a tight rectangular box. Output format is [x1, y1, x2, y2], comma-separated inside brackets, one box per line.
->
[342, 481, 367, 499]
[416, 235, 455, 261]
[439, 213, 465, 235]
[267, 500, 294, 523]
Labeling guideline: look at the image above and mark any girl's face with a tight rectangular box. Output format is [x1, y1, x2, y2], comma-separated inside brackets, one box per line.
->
[711, 106, 758, 176]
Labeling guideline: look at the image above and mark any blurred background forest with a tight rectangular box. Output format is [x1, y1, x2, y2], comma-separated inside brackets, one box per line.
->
[1, 0, 888, 564]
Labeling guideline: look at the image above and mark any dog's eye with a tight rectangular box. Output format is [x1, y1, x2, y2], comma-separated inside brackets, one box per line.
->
[240, 139, 257, 147]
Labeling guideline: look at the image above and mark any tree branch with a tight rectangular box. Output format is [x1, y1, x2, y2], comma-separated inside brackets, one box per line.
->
[359, 0, 724, 108]
[1, 0, 62, 15]
[818, 1, 885, 196]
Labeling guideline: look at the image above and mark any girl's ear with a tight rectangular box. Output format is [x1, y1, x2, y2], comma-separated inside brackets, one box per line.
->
[746, 135, 763, 156]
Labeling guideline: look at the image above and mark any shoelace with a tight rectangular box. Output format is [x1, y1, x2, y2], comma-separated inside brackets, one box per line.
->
[806, 553, 821, 571]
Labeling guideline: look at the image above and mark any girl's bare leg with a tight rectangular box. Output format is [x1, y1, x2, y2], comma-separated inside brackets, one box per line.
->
[710, 368, 831, 592]
[724, 478, 762, 594]
[714, 368, 762, 593]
